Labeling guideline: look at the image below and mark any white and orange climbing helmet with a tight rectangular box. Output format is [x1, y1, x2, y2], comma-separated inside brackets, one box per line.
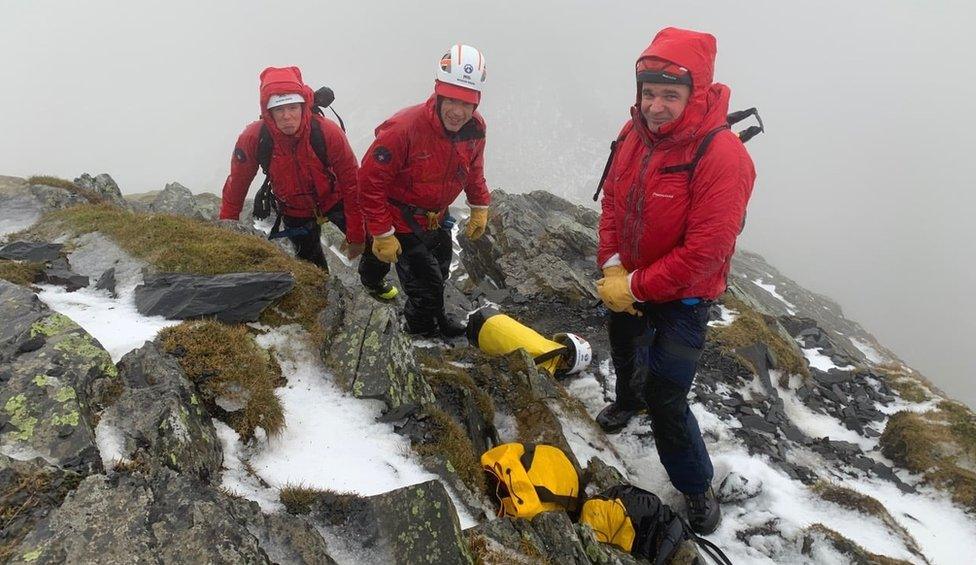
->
[435, 44, 486, 105]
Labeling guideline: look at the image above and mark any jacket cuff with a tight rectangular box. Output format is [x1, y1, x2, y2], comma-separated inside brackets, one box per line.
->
[601, 254, 622, 269]
[628, 271, 645, 303]
[373, 227, 395, 238]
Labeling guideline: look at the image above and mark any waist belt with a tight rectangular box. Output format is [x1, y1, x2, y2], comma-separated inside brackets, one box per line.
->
[389, 199, 445, 236]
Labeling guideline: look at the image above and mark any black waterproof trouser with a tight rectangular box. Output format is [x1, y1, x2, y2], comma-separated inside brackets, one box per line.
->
[608, 299, 714, 494]
[284, 204, 386, 290]
[359, 228, 452, 334]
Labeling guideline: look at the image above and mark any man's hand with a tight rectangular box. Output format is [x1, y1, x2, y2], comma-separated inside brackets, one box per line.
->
[372, 234, 401, 263]
[343, 241, 365, 261]
[596, 274, 640, 316]
[465, 207, 488, 240]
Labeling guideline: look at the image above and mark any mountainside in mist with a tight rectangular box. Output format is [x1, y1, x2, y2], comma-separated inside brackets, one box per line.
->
[1, 173, 974, 564]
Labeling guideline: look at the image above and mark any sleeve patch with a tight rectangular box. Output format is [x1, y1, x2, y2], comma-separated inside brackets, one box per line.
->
[372, 146, 392, 164]
[233, 147, 247, 162]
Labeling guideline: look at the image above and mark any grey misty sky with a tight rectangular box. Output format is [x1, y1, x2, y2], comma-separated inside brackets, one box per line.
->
[2, 0, 974, 406]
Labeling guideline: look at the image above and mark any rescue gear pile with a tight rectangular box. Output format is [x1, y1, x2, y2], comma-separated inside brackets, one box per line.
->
[466, 309, 592, 377]
[435, 44, 486, 105]
[580, 485, 731, 565]
[481, 443, 580, 519]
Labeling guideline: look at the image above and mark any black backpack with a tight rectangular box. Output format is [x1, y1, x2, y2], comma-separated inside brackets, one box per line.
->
[251, 87, 346, 227]
[591, 107, 763, 202]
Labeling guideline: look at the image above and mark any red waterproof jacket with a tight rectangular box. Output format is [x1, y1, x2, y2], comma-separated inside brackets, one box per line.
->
[358, 95, 490, 236]
[598, 28, 756, 303]
[219, 67, 364, 243]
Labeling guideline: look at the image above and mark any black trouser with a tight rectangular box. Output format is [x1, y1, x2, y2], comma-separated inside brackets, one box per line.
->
[282, 215, 329, 269]
[608, 300, 714, 494]
[360, 228, 452, 333]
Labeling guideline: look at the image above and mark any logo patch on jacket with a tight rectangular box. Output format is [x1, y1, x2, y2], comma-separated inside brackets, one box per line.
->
[233, 147, 247, 163]
[373, 146, 392, 164]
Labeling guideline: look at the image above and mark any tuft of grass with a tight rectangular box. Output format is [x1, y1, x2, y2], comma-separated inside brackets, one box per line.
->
[27, 175, 105, 203]
[709, 295, 809, 378]
[803, 524, 914, 565]
[0, 467, 83, 562]
[279, 484, 329, 515]
[417, 350, 495, 426]
[29, 204, 328, 336]
[881, 407, 976, 513]
[415, 407, 486, 494]
[0, 260, 44, 287]
[159, 320, 284, 439]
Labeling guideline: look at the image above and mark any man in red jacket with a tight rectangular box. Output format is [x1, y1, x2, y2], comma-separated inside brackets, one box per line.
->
[219, 67, 394, 296]
[595, 28, 756, 534]
[358, 44, 491, 338]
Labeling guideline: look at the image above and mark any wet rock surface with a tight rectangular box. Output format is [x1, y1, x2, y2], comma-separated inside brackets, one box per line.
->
[134, 271, 295, 323]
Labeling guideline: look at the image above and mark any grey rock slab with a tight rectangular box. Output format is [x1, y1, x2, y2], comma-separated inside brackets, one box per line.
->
[134, 271, 294, 323]
[38, 268, 89, 291]
[95, 267, 117, 296]
[0, 241, 63, 262]
[73, 173, 128, 208]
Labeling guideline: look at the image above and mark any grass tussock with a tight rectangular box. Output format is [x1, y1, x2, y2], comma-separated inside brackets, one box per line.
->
[279, 484, 333, 515]
[31, 204, 328, 336]
[27, 175, 105, 203]
[417, 350, 495, 425]
[874, 365, 932, 403]
[0, 260, 43, 287]
[802, 524, 914, 565]
[709, 295, 809, 378]
[159, 320, 284, 439]
[880, 405, 976, 513]
[0, 468, 83, 563]
[415, 407, 486, 494]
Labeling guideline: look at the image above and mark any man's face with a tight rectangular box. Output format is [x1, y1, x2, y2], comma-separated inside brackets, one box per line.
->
[640, 83, 691, 132]
[439, 96, 476, 132]
[270, 102, 303, 135]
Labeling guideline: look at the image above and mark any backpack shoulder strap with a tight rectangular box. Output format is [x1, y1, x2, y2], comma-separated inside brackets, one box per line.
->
[659, 125, 729, 177]
[592, 122, 634, 202]
[257, 123, 273, 174]
[309, 117, 331, 170]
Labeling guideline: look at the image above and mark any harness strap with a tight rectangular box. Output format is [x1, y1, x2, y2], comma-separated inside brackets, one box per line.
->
[532, 347, 569, 367]
[534, 485, 580, 512]
[389, 198, 445, 237]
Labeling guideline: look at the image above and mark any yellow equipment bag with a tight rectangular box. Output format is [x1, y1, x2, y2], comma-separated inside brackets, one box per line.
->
[481, 442, 580, 519]
[579, 496, 636, 553]
[467, 309, 566, 376]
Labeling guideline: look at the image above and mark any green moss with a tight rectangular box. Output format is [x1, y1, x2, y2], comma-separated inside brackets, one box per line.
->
[31, 204, 328, 335]
[32, 375, 48, 387]
[54, 387, 76, 403]
[30, 313, 77, 337]
[159, 320, 284, 439]
[51, 410, 79, 427]
[21, 549, 42, 562]
[709, 295, 809, 378]
[4, 394, 37, 442]
[416, 407, 485, 494]
[0, 260, 43, 287]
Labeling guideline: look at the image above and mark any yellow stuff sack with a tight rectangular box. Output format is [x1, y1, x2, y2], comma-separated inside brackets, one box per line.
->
[481, 442, 580, 519]
[473, 312, 565, 376]
[579, 497, 636, 553]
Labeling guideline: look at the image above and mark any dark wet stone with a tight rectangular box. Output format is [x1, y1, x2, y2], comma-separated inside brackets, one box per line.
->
[134, 271, 294, 323]
[740, 414, 778, 434]
[0, 241, 63, 262]
[39, 268, 90, 291]
[95, 267, 117, 296]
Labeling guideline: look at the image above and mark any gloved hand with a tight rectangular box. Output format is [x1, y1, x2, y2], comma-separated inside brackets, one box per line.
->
[465, 207, 489, 240]
[602, 265, 627, 278]
[372, 234, 401, 263]
[596, 274, 640, 316]
[343, 241, 365, 261]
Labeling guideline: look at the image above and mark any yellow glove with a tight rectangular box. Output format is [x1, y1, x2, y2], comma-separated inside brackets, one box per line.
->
[465, 207, 489, 240]
[596, 274, 640, 316]
[602, 265, 627, 278]
[372, 234, 401, 263]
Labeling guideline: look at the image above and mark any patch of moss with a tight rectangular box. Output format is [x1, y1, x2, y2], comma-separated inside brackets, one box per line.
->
[158, 320, 284, 439]
[0, 260, 43, 287]
[30, 204, 328, 336]
[709, 295, 809, 378]
[802, 524, 913, 565]
[4, 394, 37, 442]
[416, 407, 485, 494]
[27, 175, 104, 204]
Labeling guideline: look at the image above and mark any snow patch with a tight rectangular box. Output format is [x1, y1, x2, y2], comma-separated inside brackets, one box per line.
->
[753, 278, 797, 314]
[707, 303, 738, 327]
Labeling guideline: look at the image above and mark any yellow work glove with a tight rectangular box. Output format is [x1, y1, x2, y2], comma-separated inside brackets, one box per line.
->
[602, 265, 627, 278]
[372, 234, 401, 263]
[465, 207, 489, 240]
[596, 274, 640, 316]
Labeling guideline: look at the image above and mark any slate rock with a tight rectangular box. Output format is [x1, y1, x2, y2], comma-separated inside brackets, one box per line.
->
[73, 173, 128, 207]
[95, 267, 117, 296]
[39, 268, 89, 291]
[134, 271, 295, 323]
[718, 471, 764, 503]
[0, 241, 63, 262]
[739, 414, 778, 434]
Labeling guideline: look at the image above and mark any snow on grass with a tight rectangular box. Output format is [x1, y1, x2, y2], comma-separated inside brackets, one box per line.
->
[35, 284, 179, 362]
[800, 345, 855, 372]
[237, 325, 476, 528]
[707, 303, 738, 327]
[753, 278, 797, 314]
[850, 337, 885, 364]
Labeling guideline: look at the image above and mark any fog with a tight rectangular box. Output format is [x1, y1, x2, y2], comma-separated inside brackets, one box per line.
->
[2, 0, 974, 407]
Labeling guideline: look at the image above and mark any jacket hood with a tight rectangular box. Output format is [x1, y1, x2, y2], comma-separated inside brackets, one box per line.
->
[259, 66, 314, 137]
[633, 27, 729, 144]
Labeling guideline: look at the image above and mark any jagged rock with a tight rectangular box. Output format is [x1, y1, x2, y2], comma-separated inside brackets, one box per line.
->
[459, 190, 601, 304]
[718, 472, 763, 503]
[95, 267, 116, 296]
[65, 232, 148, 292]
[73, 173, 127, 207]
[321, 282, 434, 419]
[134, 271, 295, 323]
[0, 281, 115, 475]
[8, 468, 336, 564]
[309, 480, 470, 565]
[581, 456, 627, 496]
[38, 268, 89, 291]
[0, 241, 63, 262]
[529, 511, 591, 564]
[97, 343, 222, 480]
[148, 182, 218, 220]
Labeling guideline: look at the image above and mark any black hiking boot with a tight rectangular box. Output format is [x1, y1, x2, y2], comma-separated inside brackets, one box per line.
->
[364, 281, 399, 302]
[437, 314, 468, 338]
[685, 487, 721, 535]
[596, 402, 643, 434]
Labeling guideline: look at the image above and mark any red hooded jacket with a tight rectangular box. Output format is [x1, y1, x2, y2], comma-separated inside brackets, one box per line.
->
[358, 95, 490, 236]
[219, 67, 364, 243]
[597, 28, 756, 303]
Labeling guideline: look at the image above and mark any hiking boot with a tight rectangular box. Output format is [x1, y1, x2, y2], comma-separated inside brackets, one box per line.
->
[596, 402, 643, 434]
[684, 487, 721, 535]
[437, 315, 468, 338]
[365, 281, 399, 302]
[404, 320, 439, 339]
